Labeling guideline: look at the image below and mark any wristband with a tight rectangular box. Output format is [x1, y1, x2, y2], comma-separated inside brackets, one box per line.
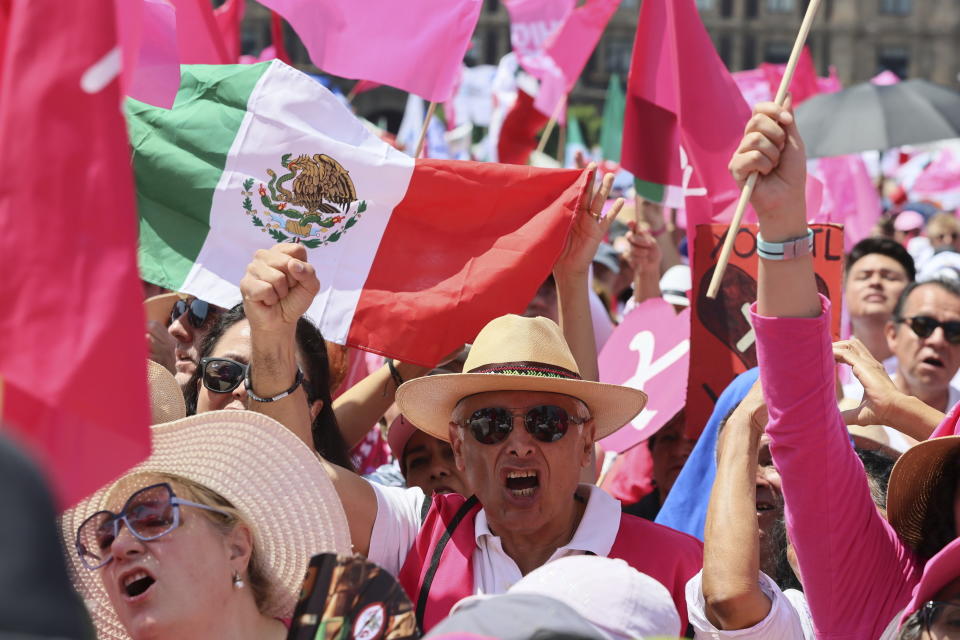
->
[387, 359, 404, 388]
[757, 229, 814, 261]
[245, 368, 304, 403]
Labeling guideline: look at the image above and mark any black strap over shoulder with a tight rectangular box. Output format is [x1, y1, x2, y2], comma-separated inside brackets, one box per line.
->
[415, 494, 479, 629]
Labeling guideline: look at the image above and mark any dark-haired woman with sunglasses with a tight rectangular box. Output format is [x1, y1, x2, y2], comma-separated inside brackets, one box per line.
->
[183, 304, 355, 470]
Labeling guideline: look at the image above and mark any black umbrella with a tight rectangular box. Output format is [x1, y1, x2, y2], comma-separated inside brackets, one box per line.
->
[796, 79, 960, 158]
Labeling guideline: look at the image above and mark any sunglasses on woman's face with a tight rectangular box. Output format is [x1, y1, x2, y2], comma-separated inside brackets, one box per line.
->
[169, 298, 212, 329]
[75, 483, 228, 570]
[461, 405, 589, 445]
[920, 600, 960, 639]
[200, 357, 248, 394]
[899, 316, 960, 344]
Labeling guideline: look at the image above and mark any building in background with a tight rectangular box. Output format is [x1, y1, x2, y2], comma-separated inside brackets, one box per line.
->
[239, 0, 960, 142]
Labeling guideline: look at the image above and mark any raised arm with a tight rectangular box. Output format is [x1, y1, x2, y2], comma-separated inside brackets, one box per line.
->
[333, 359, 430, 448]
[702, 381, 772, 629]
[553, 166, 623, 383]
[624, 220, 663, 306]
[240, 244, 378, 555]
[834, 338, 943, 441]
[733, 102, 921, 637]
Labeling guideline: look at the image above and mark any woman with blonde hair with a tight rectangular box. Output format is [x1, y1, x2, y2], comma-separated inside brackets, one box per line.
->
[61, 411, 351, 640]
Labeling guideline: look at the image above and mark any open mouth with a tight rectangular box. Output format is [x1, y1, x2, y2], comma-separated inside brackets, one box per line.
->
[504, 470, 540, 497]
[432, 485, 455, 495]
[756, 501, 776, 514]
[923, 356, 945, 368]
[121, 570, 156, 599]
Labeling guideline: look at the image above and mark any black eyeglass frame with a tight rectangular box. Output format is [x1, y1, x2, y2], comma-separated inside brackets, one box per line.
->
[170, 298, 213, 329]
[199, 356, 249, 394]
[458, 405, 591, 445]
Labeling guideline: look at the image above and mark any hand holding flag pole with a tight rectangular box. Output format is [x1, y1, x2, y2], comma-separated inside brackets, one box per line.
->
[414, 101, 438, 158]
[705, 0, 822, 299]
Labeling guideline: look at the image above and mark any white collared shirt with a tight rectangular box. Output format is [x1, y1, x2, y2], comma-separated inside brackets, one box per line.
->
[367, 483, 622, 595]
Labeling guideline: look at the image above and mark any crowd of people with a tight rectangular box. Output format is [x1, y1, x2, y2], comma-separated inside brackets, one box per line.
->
[9, 95, 960, 639]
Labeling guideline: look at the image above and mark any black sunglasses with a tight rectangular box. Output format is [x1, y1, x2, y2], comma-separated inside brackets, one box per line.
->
[200, 357, 248, 393]
[899, 316, 960, 344]
[170, 298, 212, 329]
[462, 405, 589, 445]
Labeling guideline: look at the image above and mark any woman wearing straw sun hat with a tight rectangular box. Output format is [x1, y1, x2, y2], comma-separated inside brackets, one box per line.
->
[60, 411, 351, 640]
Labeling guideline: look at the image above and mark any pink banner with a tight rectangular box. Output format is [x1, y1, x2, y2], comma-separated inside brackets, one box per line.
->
[258, 0, 482, 102]
[505, 0, 574, 81]
[598, 298, 691, 452]
[811, 155, 883, 251]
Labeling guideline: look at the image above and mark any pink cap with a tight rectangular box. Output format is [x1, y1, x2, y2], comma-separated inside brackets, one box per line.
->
[894, 210, 924, 232]
[387, 415, 417, 463]
[902, 536, 960, 623]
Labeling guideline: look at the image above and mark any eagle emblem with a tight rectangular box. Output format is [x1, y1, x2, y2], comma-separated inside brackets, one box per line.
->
[240, 153, 367, 248]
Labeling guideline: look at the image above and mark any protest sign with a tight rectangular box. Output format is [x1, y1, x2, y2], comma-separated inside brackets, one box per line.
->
[686, 223, 844, 436]
[599, 298, 691, 452]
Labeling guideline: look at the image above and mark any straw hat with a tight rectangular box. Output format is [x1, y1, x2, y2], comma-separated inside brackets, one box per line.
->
[143, 292, 183, 325]
[146, 359, 185, 425]
[887, 435, 960, 550]
[60, 411, 351, 640]
[396, 315, 647, 442]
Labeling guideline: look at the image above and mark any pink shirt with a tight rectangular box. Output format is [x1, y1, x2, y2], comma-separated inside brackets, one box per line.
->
[752, 296, 922, 639]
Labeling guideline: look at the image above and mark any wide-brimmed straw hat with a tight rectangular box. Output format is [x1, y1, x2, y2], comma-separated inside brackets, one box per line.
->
[396, 315, 647, 442]
[143, 292, 183, 325]
[60, 411, 351, 640]
[146, 359, 185, 425]
[887, 435, 960, 550]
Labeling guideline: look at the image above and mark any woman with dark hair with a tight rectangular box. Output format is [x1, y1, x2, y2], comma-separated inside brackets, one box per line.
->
[184, 304, 354, 470]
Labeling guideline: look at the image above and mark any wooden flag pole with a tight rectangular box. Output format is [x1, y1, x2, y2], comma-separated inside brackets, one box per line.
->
[705, 0, 823, 299]
[536, 96, 566, 156]
[346, 85, 360, 104]
[557, 118, 567, 165]
[414, 101, 438, 159]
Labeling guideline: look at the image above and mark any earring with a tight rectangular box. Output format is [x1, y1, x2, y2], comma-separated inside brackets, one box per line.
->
[232, 571, 245, 590]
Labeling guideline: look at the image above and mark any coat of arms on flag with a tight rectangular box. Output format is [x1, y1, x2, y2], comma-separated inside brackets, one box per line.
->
[243, 152, 367, 248]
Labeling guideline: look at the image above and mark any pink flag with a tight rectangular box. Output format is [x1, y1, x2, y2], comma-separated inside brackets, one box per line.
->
[534, 0, 620, 118]
[126, 0, 180, 108]
[0, 0, 151, 507]
[810, 155, 882, 251]
[760, 47, 822, 106]
[213, 0, 245, 62]
[598, 299, 690, 453]
[256, 0, 482, 102]
[622, 0, 752, 240]
[170, 0, 229, 64]
[504, 0, 574, 89]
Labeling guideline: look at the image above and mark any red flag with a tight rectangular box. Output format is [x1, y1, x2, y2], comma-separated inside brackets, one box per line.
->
[171, 0, 229, 64]
[622, 0, 751, 235]
[269, 11, 292, 65]
[213, 0, 246, 62]
[0, 0, 151, 507]
[497, 89, 550, 165]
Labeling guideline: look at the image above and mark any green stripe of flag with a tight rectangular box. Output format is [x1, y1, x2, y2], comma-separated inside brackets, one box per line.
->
[634, 178, 666, 203]
[129, 63, 271, 289]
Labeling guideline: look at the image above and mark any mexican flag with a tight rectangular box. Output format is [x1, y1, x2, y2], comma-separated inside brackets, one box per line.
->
[132, 61, 590, 366]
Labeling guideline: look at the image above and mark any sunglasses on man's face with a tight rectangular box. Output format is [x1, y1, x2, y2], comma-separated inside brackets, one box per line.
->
[900, 316, 960, 345]
[75, 483, 228, 570]
[462, 405, 589, 445]
[200, 357, 248, 393]
[169, 298, 212, 329]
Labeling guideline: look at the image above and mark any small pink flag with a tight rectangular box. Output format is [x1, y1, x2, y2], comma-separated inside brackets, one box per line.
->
[504, 0, 575, 92]
[810, 155, 881, 251]
[534, 0, 620, 118]
[170, 0, 229, 64]
[599, 299, 690, 453]
[127, 0, 180, 108]
[213, 0, 245, 62]
[257, 0, 482, 102]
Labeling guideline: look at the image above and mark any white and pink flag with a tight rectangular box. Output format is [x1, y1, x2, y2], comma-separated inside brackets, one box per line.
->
[256, 0, 482, 102]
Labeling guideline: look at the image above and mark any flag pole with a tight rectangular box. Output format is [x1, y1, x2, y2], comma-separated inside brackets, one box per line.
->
[536, 96, 566, 156]
[557, 115, 568, 164]
[346, 85, 360, 104]
[415, 101, 438, 158]
[706, 0, 823, 299]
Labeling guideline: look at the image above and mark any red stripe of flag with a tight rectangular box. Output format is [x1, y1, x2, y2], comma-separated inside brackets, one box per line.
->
[347, 160, 590, 367]
[0, 0, 151, 508]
